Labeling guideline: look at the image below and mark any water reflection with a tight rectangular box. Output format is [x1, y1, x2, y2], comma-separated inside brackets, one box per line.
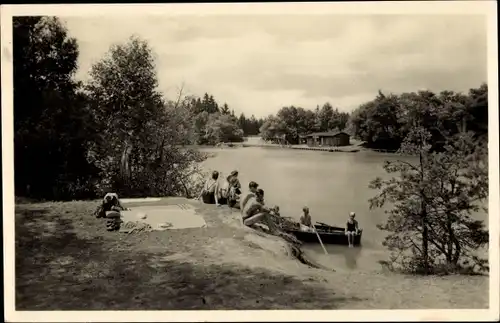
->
[344, 247, 362, 269]
[302, 243, 364, 270]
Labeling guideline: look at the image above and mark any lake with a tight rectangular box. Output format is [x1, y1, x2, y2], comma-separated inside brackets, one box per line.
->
[199, 145, 489, 272]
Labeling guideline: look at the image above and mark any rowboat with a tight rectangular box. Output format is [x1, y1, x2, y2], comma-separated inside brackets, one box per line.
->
[284, 221, 363, 246]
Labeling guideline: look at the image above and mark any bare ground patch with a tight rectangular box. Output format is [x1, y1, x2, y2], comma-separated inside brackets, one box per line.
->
[15, 200, 354, 310]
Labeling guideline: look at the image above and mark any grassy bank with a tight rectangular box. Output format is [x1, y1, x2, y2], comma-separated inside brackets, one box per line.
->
[15, 198, 488, 310]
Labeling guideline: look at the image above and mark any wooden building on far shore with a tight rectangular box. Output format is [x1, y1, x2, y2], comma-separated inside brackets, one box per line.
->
[304, 131, 351, 147]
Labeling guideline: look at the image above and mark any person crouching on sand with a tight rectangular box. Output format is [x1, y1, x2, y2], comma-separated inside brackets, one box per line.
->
[345, 211, 359, 247]
[94, 192, 128, 218]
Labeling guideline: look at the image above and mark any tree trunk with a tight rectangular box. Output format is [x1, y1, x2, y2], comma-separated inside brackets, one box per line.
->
[120, 141, 132, 188]
[421, 209, 430, 274]
[419, 147, 430, 274]
[452, 238, 461, 265]
[446, 215, 453, 264]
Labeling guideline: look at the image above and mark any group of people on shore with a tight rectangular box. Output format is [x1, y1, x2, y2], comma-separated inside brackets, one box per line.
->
[198, 170, 279, 231]
[198, 170, 241, 207]
[198, 170, 361, 247]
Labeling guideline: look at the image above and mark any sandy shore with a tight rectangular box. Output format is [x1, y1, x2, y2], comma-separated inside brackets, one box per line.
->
[15, 197, 488, 310]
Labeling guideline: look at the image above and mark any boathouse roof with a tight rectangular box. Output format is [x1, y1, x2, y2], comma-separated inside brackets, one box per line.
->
[305, 131, 350, 138]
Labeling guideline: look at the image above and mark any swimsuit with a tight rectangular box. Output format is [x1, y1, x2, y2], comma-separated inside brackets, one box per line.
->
[347, 220, 357, 233]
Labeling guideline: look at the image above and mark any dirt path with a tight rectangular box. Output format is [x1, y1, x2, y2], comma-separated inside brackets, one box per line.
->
[15, 198, 488, 310]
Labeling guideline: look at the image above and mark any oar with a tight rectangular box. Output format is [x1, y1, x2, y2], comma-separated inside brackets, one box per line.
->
[312, 224, 328, 255]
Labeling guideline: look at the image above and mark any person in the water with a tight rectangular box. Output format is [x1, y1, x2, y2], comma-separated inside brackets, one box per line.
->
[345, 211, 359, 247]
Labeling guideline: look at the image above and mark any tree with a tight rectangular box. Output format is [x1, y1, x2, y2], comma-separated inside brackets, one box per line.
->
[248, 115, 260, 135]
[192, 111, 210, 144]
[238, 113, 247, 134]
[259, 105, 330, 142]
[259, 116, 286, 142]
[220, 103, 230, 115]
[465, 83, 488, 139]
[85, 36, 203, 196]
[303, 110, 317, 134]
[205, 113, 244, 144]
[315, 103, 334, 131]
[235, 113, 264, 136]
[349, 86, 488, 151]
[330, 108, 349, 131]
[13, 16, 97, 200]
[369, 127, 488, 275]
[200, 93, 219, 114]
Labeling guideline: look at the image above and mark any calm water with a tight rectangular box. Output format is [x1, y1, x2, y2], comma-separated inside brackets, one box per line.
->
[200, 146, 488, 272]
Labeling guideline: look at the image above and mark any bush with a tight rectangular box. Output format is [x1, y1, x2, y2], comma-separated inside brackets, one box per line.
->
[370, 127, 488, 275]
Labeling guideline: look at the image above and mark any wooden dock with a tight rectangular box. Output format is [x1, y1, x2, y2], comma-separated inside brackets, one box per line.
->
[289, 146, 360, 153]
[237, 143, 360, 153]
[369, 148, 398, 153]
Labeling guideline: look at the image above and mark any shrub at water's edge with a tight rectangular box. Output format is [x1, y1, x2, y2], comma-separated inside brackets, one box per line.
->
[369, 127, 488, 275]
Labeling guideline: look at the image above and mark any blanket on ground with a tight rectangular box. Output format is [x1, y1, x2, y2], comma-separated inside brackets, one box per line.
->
[119, 221, 154, 234]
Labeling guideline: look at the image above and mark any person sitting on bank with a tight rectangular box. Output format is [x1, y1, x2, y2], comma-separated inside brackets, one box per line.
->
[227, 170, 242, 193]
[226, 170, 242, 207]
[241, 189, 278, 233]
[215, 173, 228, 207]
[214, 170, 240, 207]
[299, 206, 313, 232]
[345, 211, 359, 247]
[239, 181, 259, 210]
[200, 171, 220, 204]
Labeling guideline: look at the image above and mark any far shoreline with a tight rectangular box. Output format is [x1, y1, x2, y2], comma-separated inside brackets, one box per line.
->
[181, 138, 399, 155]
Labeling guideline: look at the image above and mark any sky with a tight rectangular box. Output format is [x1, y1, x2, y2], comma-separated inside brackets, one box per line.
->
[63, 14, 487, 118]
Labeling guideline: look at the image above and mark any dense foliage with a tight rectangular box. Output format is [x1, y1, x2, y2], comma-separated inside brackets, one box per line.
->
[259, 104, 349, 144]
[237, 113, 264, 136]
[13, 17, 242, 200]
[84, 36, 210, 197]
[349, 87, 488, 151]
[369, 127, 489, 275]
[14, 17, 98, 200]
[258, 85, 487, 149]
